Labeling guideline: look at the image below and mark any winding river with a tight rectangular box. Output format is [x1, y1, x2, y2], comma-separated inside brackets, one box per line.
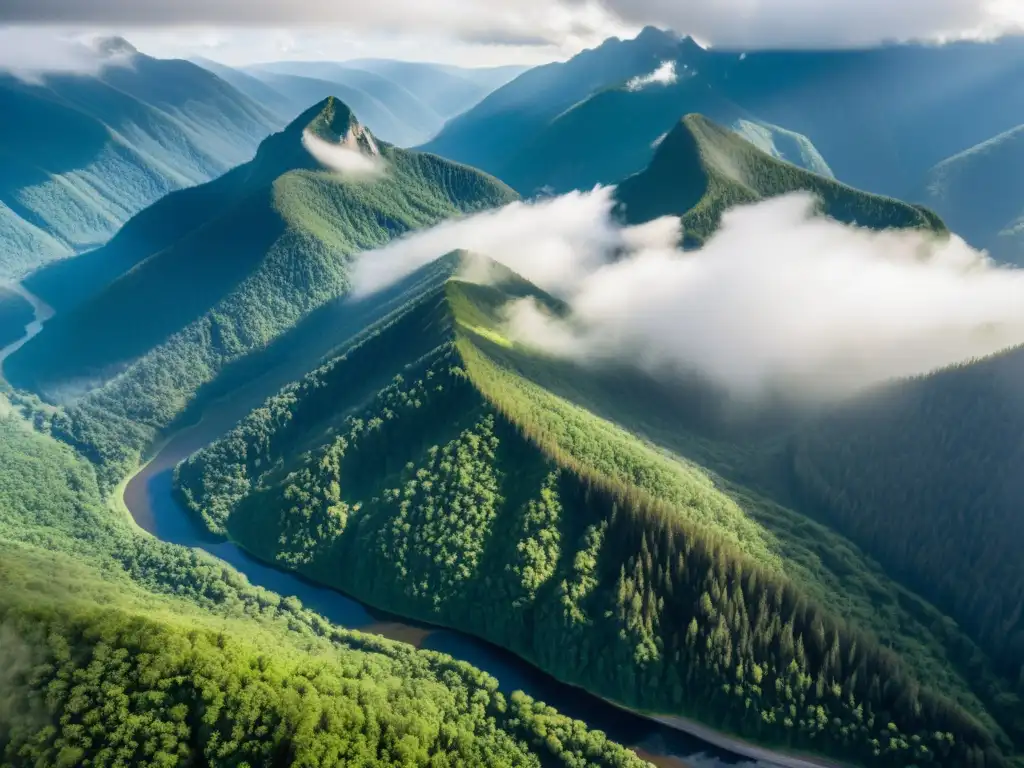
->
[4, 282, 832, 768]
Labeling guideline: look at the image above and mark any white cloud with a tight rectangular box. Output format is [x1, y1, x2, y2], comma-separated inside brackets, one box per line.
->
[626, 60, 678, 91]
[600, 0, 1024, 48]
[0, 28, 134, 82]
[352, 188, 1024, 403]
[301, 129, 387, 179]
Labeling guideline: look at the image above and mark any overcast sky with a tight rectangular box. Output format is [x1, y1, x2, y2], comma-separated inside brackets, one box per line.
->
[1, 0, 1023, 67]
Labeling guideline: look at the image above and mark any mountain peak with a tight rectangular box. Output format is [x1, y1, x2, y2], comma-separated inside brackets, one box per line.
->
[635, 26, 678, 46]
[94, 36, 138, 57]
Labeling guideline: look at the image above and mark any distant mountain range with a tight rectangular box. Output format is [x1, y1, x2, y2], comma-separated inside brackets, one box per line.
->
[8, 96, 516, 484]
[422, 27, 1024, 262]
[0, 38, 278, 279]
[193, 57, 528, 147]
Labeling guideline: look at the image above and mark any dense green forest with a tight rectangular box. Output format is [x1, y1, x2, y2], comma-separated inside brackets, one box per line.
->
[791, 346, 1024, 712]
[0, 393, 652, 768]
[176, 259, 1017, 767]
[613, 115, 945, 245]
[8, 97, 517, 491]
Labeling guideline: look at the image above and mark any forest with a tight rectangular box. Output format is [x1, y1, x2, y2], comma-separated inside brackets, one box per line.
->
[176, 273, 1019, 767]
[0, 398, 650, 768]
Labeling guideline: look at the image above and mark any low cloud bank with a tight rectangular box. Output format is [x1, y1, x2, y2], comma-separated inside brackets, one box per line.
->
[301, 129, 386, 179]
[352, 188, 1024, 401]
[0, 29, 134, 83]
[626, 60, 678, 90]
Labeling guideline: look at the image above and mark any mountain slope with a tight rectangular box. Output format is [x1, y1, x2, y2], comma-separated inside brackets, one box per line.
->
[342, 59, 528, 119]
[0, 42, 278, 279]
[419, 26, 686, 176]
[920, 124, 1024, 264]
[175, 251, 1014, 768]
[423, 32, 1024, 201]
[790, 346, 1024, 702]
[614, 115, 944, 245]
[244, 64, 443, 145]
[0, 400, 647, 768]
[8, 97, 517, 485]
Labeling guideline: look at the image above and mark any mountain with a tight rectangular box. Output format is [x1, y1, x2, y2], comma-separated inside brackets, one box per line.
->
[790, 346, 1024, 703]
[209, 58, 527, 147]
[423, 31, 1024, 202]
[920, 124, 1024, 264]
[614, 115, 944, 246]
[0, 40, 279, 279]
[173, 250, 1014, 768]
[419, 26, 686, 177]
[336, 58, 528, 119]
[8, 97, 517, 485]
[0, 396, 646, 768]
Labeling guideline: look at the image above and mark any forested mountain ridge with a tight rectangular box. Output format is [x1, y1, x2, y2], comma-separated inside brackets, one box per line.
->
[424, 30, 1024, 204]
[7, 96, 517, 489]
[175, 252, 1014, 767]
[790, 345, 1024, 711]
[0, 392, 650, 768]
[419, 26, 687, 177]
[614, 114, 944, 245]
[0, 40, 278, 279]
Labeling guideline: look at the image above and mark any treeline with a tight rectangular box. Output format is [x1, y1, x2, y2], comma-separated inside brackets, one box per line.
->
[790, 349, 1024, 716]
[615, 115, 945, 246]
[0, 408, 651, 768]
[7, 130, 516, 492]
[179, 338, 1013, 767]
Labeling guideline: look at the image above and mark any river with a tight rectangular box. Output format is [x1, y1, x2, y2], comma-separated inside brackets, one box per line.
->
[4, 281, 828, 768]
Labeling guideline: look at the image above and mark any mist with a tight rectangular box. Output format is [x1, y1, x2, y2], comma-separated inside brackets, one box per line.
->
[352, 188, 1024, 402]
[302, 129, 387, 179]
[626, 61, 678, 90]
[0, 29, 134, 83]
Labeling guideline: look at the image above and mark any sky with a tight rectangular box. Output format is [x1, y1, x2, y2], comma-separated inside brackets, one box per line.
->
[1, 0, 1023, 68]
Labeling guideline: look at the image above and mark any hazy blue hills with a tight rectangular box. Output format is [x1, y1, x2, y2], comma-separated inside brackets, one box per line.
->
[615, 114, 943, 246]
[190, 57, 527, 147]
[0, 39, 278, 279]
[920, 124, 1024, 264]
[424, 29, 1024, 204]
[9, 96, 516, 483]
[419, 25, 687, 176]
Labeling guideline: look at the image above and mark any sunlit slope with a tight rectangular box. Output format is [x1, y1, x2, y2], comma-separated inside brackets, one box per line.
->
[0, 401, 648, 768]
[420, 26, 686, 176]
[176, 252, 1012, 768]
[921, 124, 1024, 264]
[8, 97, 516, 485]
[614, 115, 944, 245]
[0, 44, 277, 278]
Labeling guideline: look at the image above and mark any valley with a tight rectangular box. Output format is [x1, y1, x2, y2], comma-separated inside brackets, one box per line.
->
[2, 22, 1024, 768]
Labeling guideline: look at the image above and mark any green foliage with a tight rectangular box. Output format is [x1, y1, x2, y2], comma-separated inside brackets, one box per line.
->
[791, 346, 1024, 727]
[0, 399, 651, 768]
[0, 55, 276, 279]
[177, 266, 1015, 767]
[10, 99, 517, 491]
[614, 115, 945, 244]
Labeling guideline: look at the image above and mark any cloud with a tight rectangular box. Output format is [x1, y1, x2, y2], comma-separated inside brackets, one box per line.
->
[626, 60, 678, 90]
[0, 28, 134, 82]
[0, 1, 629, 54]
[350, 188, 623, 298]
[352, 188, 1024, 403]
[301, 129, 386, 179]
[595, 0, 1024, 48]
